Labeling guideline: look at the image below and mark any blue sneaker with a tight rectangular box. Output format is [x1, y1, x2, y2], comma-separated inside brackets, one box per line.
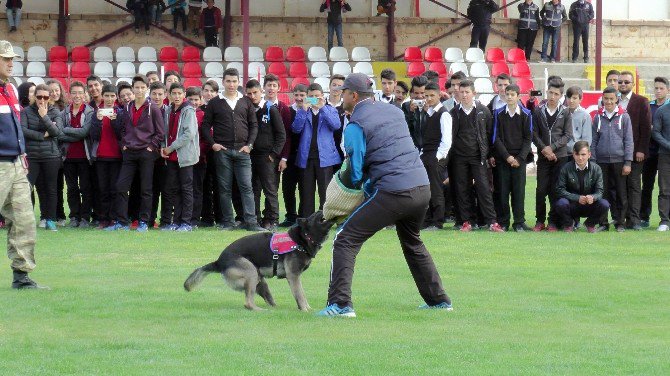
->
[160, 223, 178, 231]
[104, 221, 129, 231]
[418, 301, 453, 311]
[316, 304, 356, 318]
[136, 221, 149, 232]
[45, 220, 58, 232]
[176, 224, 193, 232]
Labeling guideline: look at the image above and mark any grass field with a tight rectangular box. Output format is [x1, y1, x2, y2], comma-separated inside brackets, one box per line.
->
[1, 182, 669, 375]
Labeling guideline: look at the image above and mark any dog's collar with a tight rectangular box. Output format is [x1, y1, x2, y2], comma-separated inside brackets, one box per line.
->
[269, 232, 306, 277]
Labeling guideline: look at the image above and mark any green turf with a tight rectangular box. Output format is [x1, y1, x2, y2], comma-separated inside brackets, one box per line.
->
[1, 181, 669, 375]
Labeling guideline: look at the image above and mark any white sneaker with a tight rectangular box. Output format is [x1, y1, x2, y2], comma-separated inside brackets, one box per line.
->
[38, 219, 46, 228]
[57, 219, 66, 227]
[658, 224, 669, 232]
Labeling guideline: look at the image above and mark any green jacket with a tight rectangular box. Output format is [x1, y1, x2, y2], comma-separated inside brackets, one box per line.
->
[555, 161, 604, 203]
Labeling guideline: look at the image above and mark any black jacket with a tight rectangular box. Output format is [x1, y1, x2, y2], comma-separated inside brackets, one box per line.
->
[320, 1, 352, 25]
[20, 104, 64, 160]
[569, 0, 594, 25]
[252, 102, 286, 157]
[6, 0, 22, 9]
[201, 95, 258, 150]
[449, 102, 493, 163]
[556, 161, 604, 202]
[532, 104, 573, 159]
[467, 0, 499, 26]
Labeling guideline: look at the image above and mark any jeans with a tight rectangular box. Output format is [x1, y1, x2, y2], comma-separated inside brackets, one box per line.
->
[213, 149, 257, 226]
[150, 5, 163, 23]
[541, 26, 560, 61]
[6, 8, 21, 28]
[327, 22, 343, 52]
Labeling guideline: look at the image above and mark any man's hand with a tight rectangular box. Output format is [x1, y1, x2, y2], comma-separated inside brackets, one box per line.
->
[278, 159, 287, 172]
[268, 154, 274, 163]
[123, 146, 128, 151]
[147, 147, 153, 152]
[586, 195, 594, 204]
[409, 100, 418, 112]
[44, 131, 50, 138]
[578, 195, 588, 205]
[160, 148, 170, 158]
[38, 102, 48, 118]
[506, 156, 516, 166]
[239, 145, 251, 154]
[488, 157, 496, 168]
[541, 146, 553, 158]
[314, 96, 325, 110]
[622, 165, 631, 176]
[109, 112, 117, 120]
[212, 143, 226, 152]
[635, 152, 645, 162]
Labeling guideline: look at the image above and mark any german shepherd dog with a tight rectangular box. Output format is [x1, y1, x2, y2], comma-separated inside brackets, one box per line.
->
[184, 211, 335, 311]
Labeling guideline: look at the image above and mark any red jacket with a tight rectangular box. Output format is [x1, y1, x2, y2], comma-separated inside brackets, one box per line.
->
[199, 6, 222, 29]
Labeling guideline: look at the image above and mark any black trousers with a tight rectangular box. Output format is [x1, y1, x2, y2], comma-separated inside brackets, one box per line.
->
[160, 162, 194, 226]
[201, 153, 222, 224]
[96, 159, 121, 223]
[27, 158, 61, 221]
[327, 185, 450, 309]
[599, 162, 628, 226]
[114, 149, 157, 225]
[89, 163, 101, 222]
[281, 157, 303, 222]
[128, 171, 141, 221]
[640, 154, 658, 222]
[420, 153, 445, 227]
[172, 8, 187, 32]
[192, 161, 207, 224]
[251, 153, 281, 224]
[452, 155, 497, 225]
[517, 28, 538, 60]
[495, 162, 527, 228]
[470, 24, 491, 50]
[535, 156, 568, 225]
[63, 159, 92, 222]
[133, 8, 150, 31]
[625, 160, 643, 226]
[204, 27, 218, 47]
[299, 159, 332, 218]
[555, 198, 610, 228]
[151, 160, 166, 225]
[56, 166, 65, 220]
[658, 154, 670, 225]
[572, 23, 589, 60]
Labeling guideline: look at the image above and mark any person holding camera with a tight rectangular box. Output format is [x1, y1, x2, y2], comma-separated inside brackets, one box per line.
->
[402, 75, 428, 148]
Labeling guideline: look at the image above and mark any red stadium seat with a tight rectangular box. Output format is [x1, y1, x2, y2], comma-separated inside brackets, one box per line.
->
[288, 62, 308, 78]
[512, 62, 531, 78]
[486, 47, 506, 63]
[70, 62, 91, 78]
[162, 62, 180, 73]
[286, 46, 306, 62]
[70, 46, 90, 62]
[52, 77, 69, 92]
[278, 93, 291, 104]
[182, 46, 200, 62]
[404, 46, 423, 62]
[424, 46, 443, 62]
[516, 78, 534, 94]
[183, 78, 203, 88]
[279, 77, 289, 91]
[407, 62, 426, 77]
[159, 46, 179, 62]
[428, 61, 448, 78]
[182, 62, 202, 78]
[265, 46, 284, 62]
[439, 77, 447, 90]
[48, 46, 68, 62]
[290, 77, 311, 89]
[48, 62, 68, 78]
[268, 62, 288, 78]
[491, 61, 510, 77]
[507, 47, 527, 63]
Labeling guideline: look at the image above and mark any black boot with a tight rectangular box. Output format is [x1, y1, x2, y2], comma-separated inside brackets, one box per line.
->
[12, 270, 48, 290]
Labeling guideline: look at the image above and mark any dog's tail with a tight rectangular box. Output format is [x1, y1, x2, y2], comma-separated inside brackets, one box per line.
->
[184, 262, 220, 292]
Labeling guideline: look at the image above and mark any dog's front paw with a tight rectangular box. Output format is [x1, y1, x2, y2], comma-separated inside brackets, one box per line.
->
[299, 305, 312, 312]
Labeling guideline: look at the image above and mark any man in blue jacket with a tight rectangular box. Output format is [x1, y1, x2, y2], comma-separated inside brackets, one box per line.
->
[291, 83, 341, 218]
[318, 73, 451, 318]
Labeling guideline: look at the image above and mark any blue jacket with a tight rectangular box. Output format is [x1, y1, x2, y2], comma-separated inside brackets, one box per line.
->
[0, 82, 25, 158]
[291, 105, 342, 168]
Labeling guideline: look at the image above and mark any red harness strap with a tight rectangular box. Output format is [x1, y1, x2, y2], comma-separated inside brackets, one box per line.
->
[269, 232, 300, 277]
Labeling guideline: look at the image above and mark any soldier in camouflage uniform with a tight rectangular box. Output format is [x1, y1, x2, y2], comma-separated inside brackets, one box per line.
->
[0, 40, 46, 289]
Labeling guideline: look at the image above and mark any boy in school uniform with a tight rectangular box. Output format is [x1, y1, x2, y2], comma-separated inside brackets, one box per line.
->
[185, 86, 209, 226]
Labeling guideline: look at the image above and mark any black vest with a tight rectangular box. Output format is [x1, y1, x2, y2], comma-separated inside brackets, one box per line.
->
[422, 106, 446, 154]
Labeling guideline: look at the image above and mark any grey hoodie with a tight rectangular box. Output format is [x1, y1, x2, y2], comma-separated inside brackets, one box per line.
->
[591, 106, 633, 166]
[567, 106, 592, 152]
[162, 103, 200, 168]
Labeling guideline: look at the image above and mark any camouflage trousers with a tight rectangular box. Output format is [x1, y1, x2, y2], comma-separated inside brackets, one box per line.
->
[0, 158, 36, 273]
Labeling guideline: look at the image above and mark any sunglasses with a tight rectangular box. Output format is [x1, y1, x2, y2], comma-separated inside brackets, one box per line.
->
[618, 80, 632, 85]
[35, 95, 50, 100]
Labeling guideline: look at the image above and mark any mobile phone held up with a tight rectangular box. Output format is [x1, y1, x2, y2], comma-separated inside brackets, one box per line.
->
[530, 90, 542, 97]
[305, 97, 319, 106]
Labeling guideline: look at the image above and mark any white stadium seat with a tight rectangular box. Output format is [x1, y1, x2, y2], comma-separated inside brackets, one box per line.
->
[465, 48, 485, 62]
[224, 47, 243, 62]
[449, 62, 469, 76]
[329, 47, 349, 61]
[27, 46, 47, 62]
[115, 47, 135, 62]
[93, 46, 114, 62]
[94, 62, 114, 78]
[116, 78, 132, 86]
[226, 62, 243, 74]
[477, 94, 495, 106]
[310, 62, 330, 78]
[332, 62, 351, 76]
[248, 47, 264, 62]
[27, 77, 45, 85]
[351, 47, 371, 62]
[474, 78, 494, 93]
[308, 46, 328, 62]
[248, 62, 266, 80]
[444, 47, 464, 63]
[137, 46, 157, 62]
[116, 62, 136, 78]
[205, 62, 224, 78]
[138, 61, 158, 75]
[13, 62, 24, 77]
[353, 62, 374, 77]
[13, 46, 24, 61]
[314, 77, 331, 92]
[203, 47, 222, 62]
[25, 62, 46, 77]
[470, 62, 490, 78]
[13, 77, 23, 85]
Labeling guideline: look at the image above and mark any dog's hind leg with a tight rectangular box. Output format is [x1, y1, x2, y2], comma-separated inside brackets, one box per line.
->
[223, 258, 263, 311]
[256, 277, 276, 307]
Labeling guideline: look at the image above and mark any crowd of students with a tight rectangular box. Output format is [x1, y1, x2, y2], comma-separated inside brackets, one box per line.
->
[2, 62, 669, 235]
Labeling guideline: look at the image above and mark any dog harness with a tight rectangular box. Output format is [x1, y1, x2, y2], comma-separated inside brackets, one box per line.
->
[269, 232, 301, 277]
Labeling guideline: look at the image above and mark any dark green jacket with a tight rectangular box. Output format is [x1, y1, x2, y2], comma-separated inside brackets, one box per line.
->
[556, 161, 604, 203]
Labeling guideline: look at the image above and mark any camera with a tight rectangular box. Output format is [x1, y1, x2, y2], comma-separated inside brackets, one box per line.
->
[414, 99, 425, 110]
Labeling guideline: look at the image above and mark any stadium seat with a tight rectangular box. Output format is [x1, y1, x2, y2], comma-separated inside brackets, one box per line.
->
[407, 62, 426, 77]
[265, 46, 284, 62]
[203, 47, 222, 62]
[93, 62, 114, 78]
[137, 46, 157, 62]
[403, 46, 422, 62]
[48, 62, 68, 78]
[25, 62, 46, 77]
[512, 62, 531, 78]
[332, 62, 352, 76]
[449, 62, 469, 76]
[182, 46, 200, 62]
[12, 46, 24, 61]
[516, 78, 534, 94]
[115, 47, 135, 62]
[470, 62, 490, 78]
[27, 46, 47, 62]
[226, 62, 243, 74]
[27, 77, 46, 85]
[477, 93, 494, 106]
[353, 62, 374, 77]
[308, 46, 328, 62]
[162, 62, 180, 73]
[491, 61, 510, 77]
[182, 62, 202, 78]
[183, 78, 203, 88]
[93, 46, 114, 62]
[286, 46, 306, 62]
[424, 46, 443, 63]
[116, 78, 132, 86]
[444, 47, 464, 63]
[159, 46, 179, 62]
[13, 77, 22, 85]
[48, 46, 68, 62]
[474, 78, 494, 93]
[465, 48, 485, 62]
[314, 77, 330, 92]
[291, 77, 311, 89]
[71, 62, 91, 78]
[428, 61, 447, 78]
[248, 62, 266, 80]
[204, 62, 224, 78]
[71, 46, 90, 62]
[268, 62, 288, 78]
[329, 47, 349, 62]
[138, 61, 158, 75]
[13, 62, 23, 77]
[224, 46, 243, 61]
[249, 46, 264, 62]
[439, 77, 447, 90]
[310, 62, 330, 78]
[116, 62, 136, 78]
[507, 47, 527, 63]
[289, 62, 308, 78]
[351, 47, 371, 62]
[486, 47, 506, 63]
[278, 77, 289, 90]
